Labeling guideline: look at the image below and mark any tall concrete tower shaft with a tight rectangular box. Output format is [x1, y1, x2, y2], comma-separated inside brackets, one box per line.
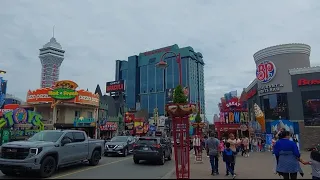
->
[39, 37, 65, 88]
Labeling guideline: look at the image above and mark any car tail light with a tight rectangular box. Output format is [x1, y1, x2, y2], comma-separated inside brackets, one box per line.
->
[153, 144, 161, 148]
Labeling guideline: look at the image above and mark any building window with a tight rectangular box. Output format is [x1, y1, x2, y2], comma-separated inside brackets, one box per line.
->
[301, 90, 320, 126]
[260, 93, 288, 120]
[75, 110, 80, 118]
[87, 111, 93, 118]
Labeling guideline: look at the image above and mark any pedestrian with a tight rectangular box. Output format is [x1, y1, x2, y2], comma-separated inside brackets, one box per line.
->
[273, 130, 307, 179]
[219, 138, 225, 156]
[242, 136, 250, 157]
[206, 132, 220, 175]
[223, 142, 236, 179]
[304, 145, 320, 179]
[193, 135, 201, 156]
[252, 138, 258, 152]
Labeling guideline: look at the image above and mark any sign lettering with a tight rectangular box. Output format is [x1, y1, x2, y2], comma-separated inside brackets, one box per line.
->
[106, 80, 125, 93]
[298, 78, 320, 86]
[258, 84, 283, 94]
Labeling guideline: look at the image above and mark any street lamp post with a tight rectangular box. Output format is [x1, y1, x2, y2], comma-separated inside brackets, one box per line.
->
[156, 52, 182, 85]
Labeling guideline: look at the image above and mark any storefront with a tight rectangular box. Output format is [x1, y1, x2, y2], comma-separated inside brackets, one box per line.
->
[100, 119, 119, 139]
[26, 80, 99, 137]
[215, 93, 249, 139]
[288, 68, 320, 148]
[245, 43, 312, 148]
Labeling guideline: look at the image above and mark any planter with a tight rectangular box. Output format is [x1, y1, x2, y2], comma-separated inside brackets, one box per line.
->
[166, 103, 196, 117]
[192, 123, 198, 128]
[198, 122, 205, 128]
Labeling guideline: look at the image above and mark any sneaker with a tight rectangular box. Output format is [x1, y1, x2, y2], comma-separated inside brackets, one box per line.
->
[232, 174, 236, 179]
[215, 172, 219, 175]
[225, 174, 229, 176]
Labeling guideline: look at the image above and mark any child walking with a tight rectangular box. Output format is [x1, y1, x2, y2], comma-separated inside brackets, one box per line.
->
[305, 145, 320, 179]
[223, 142, 236, 179]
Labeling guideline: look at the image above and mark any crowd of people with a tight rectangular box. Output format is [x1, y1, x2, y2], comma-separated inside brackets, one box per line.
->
[191, 130, 319, 179]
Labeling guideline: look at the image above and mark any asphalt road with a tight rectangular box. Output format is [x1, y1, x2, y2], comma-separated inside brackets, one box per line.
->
[0, 154, 174, 179]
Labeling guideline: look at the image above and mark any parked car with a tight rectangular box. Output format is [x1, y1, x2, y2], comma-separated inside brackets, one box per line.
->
[104, 136, 135, 157]
[133, 136, 172, 165]
[0, 130, 104, 178]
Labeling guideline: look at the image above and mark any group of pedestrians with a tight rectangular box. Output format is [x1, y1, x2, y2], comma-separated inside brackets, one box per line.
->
[272, 129, 320, 179]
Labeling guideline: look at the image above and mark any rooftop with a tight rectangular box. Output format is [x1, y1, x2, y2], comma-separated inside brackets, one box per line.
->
[42, 37, 63, 50]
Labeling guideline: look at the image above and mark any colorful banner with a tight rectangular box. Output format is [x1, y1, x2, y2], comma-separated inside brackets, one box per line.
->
[26, 88, 99, 106]
[100, 122, 118, 131]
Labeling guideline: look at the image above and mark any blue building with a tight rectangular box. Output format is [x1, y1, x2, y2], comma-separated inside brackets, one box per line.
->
[115, 44, 205, 118]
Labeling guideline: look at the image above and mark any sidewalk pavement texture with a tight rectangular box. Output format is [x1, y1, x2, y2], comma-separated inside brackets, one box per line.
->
[168, 151, 313, 179]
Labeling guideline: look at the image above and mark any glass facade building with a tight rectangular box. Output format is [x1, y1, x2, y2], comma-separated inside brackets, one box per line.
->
[115, 44, 205, 118]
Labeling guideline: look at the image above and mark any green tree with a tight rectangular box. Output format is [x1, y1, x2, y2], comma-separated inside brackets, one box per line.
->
[173, 85, 188, 103]
[195, 112, 202, 123]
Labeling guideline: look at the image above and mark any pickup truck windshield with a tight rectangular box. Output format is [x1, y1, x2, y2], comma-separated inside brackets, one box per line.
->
[110, 136, 127, 142]
[28, 131, 64, 142]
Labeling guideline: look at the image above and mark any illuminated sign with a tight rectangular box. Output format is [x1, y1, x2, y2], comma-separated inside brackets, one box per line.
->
[258, 84, 283, 94]
[298, 78, 320, 86]
[256, 60, 276, 83]
[106, 80, 125, 93]
[48, 88, 78, 100]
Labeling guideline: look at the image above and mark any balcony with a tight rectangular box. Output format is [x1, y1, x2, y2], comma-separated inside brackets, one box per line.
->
[73, 117, 96, 127]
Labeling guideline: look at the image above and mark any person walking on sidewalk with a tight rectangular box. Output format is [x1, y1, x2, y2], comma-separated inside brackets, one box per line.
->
[223, 142, 236, 179]
[206, 132, 220, 175]
[193, 135, 201, 156]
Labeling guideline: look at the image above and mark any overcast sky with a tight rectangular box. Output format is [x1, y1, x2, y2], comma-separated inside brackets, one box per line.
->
[1, 0, 320, 122]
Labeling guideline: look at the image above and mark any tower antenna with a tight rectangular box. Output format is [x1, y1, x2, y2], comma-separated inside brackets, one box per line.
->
[53, 25, 55, 38]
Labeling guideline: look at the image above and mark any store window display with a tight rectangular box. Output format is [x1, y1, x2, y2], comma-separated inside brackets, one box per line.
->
[301, 90, 320, 126]
[260, 93, 289, 120]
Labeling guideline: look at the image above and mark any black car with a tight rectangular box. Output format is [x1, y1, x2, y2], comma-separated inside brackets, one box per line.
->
[133, 136, 172, 165]
[105, 136, 135, 157]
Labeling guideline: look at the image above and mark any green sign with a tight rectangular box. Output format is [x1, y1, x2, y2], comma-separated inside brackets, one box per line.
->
[48, 88, 78, 100]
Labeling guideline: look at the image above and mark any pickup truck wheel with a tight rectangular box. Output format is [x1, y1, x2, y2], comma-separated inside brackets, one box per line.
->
[89, 150, 101, 166]
[122, 148, 128, 157]
[39, 156, 56, 178]
[1, 170, 16, 176]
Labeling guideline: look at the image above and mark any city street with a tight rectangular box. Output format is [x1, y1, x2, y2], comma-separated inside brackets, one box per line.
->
[0, 154, 174, 179]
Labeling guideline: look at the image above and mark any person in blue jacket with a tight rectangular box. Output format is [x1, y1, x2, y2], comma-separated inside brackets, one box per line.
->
[223, 142, 236, 179]
[273, 130, 308, 179]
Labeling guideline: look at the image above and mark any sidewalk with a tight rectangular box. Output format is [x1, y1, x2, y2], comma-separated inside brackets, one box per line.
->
[169, 151, 313, 179]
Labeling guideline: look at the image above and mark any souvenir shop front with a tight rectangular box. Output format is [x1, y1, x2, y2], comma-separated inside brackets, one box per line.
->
[216, 93, 249, 139]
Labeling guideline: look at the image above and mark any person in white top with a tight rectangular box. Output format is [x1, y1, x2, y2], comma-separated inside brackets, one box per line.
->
[193, 135, 201, 156]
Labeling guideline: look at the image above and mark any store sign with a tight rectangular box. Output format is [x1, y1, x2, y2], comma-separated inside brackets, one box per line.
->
[106, 80, 125, 93]
[48, 88, 78, 100]
[297, 78, 320, 86]
[100, 122, 118, 131]
[226, 99, 241, 108]
[246, 89, 257, 99]
[0, 108, 44, 130]
[258, 84, 284, 94]
[256, 60, 276, 83]
[220, 111, 248, 123]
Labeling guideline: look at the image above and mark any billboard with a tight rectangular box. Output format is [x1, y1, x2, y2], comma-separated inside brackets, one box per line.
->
[106, 80, 125, 93]
[165, 86, 189, 103]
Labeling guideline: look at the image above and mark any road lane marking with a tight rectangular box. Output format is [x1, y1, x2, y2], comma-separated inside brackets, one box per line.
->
[50, 157, 132, 179]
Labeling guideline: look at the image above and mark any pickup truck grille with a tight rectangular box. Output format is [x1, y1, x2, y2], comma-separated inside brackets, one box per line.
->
[1, 147, 30, 160]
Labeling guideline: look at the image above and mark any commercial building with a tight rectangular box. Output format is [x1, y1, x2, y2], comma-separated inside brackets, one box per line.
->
[114, 44, 205, 118]
[26, 80, 99, 137]
[39, 37, 65, 88]
[245, 43, 320, 148]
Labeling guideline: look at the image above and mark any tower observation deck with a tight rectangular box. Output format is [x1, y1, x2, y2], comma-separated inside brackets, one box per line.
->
[39, 37, 65, 88]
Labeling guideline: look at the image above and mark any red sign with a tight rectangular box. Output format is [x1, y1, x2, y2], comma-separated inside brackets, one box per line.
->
[100, 122, 118, 131]
[125, 112, 135, 123]
[143, 47, 171, 56]
[106, 80, 125, 93]
[226, 98, 241, 108]
[298, 78, 320, 86]
[256, 60, 276, 83]
[246, 89, 257, 99]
